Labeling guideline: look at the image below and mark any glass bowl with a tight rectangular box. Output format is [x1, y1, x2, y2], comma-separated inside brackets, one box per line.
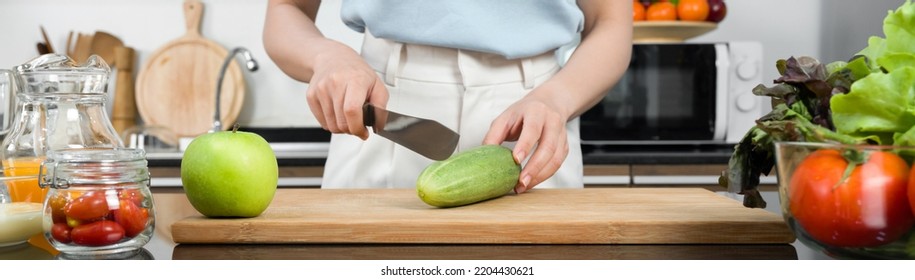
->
[0, 202, 43, 247]
[775, 141, 915, 259]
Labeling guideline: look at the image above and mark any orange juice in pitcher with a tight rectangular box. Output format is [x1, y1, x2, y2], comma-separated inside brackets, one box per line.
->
[3, 157, 45, 203]
[1, 54, 122, 201]
[2, 54, 123, 256]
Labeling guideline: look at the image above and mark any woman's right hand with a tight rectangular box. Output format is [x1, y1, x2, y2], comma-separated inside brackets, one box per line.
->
[264, 0, 387, 140]
[306, 43, 389, 140]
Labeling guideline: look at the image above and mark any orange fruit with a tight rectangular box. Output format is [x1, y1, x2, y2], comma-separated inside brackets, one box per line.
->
[633, 1, 646, 21]
[677, 0, 710, 21]
[646, 2, 677, 21]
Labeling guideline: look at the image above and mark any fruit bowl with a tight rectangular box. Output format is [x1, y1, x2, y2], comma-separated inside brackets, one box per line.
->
[633, 21, 717, 43]
[775, 142, 915, 259]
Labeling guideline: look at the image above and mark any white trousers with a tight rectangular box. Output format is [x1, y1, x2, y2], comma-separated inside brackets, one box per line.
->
[321, 33, 584, 189]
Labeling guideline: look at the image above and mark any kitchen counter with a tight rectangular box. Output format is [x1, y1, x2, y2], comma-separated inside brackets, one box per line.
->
[581, 144, 735, 165]
[147, 128, 739, 167]
[0, 189, 833, 260]
[144, 129, 748, 188]
[146, 143, 736, 167]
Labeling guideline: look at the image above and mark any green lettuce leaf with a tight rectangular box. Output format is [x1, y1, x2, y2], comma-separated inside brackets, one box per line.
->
[882, 0, 915, 54]
[858, 37, 888, 71]
[722, 102, 862, 208]
[826, 55, 875, 95]
[877, 53, 915, 72]
[856, 0, 915, 69]
[723, 0, 915, 209]
[831, 67, 915, 142]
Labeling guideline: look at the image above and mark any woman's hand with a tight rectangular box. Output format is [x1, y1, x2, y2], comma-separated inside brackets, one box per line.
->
[264, 0, 388, 140]
[483, 86, 571, 194]
[306, 46, 388, 140]
[482, 0, 632, 193]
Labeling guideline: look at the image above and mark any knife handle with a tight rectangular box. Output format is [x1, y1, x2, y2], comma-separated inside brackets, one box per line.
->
[362, 103, 375, 127]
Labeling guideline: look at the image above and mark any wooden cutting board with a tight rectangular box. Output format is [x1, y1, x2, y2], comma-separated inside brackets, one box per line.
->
[171, 188, 795, 245]
[135, 0, 244, 143]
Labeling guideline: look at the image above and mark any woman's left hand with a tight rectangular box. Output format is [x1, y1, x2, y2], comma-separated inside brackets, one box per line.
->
[482, 91, 570, 194]
[482, 0, 633, 194]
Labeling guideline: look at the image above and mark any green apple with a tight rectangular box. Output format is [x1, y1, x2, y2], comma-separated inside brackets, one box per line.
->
[180, 129, 278, 218]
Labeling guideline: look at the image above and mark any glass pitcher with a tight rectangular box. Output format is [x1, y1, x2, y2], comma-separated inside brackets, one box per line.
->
[0, 54, 123, 203]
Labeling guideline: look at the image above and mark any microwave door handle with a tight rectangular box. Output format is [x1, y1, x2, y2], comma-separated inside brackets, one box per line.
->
[712, 44, 729, 141]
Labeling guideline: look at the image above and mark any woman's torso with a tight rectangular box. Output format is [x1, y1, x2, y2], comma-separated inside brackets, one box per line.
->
[340, 0, 584, 59]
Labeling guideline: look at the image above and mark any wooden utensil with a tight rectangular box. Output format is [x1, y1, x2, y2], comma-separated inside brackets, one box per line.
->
[66, 31, 73, 56]
[90, 31, 124, 65]
[172, 188, 795, 244]
[112, 46, 137, 135]
[135, 0, 245, 143]
[68, 32, 94, 63]
[40, 26, 55, 53]
[36, 43, 50, 55]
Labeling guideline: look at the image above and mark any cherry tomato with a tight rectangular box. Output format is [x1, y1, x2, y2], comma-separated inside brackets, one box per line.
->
[114, 199, 149, 237]
[789, 149, 914, 247]
[66, 216, 84, 228]
[70, 220, 126, 246]
[64, 191, 111, 220]
[118, 189, 144, 206]
[51, 223, 72, 243]
[48, 193, 69, 224]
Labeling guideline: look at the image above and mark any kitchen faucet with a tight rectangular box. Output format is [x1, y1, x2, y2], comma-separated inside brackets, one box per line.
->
[211, 47, 258, 132]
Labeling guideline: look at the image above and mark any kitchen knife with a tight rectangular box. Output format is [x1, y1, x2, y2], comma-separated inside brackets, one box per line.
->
[363, 103, 459, 161]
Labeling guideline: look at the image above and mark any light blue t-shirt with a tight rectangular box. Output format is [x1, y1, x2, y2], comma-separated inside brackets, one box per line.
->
[341, 0, 584, 59]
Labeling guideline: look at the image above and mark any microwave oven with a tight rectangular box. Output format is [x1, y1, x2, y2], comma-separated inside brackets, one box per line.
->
[580, 42, 765, 145]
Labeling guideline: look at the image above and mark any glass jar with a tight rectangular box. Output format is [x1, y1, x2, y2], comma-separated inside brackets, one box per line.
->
[38, 148, 153, 256]
[1, 54, 123, 204]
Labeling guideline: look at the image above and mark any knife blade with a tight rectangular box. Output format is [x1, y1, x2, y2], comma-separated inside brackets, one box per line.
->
[363, 103, 459, 161]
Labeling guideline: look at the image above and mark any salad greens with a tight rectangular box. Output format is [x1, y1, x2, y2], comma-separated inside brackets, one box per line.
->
[724, 0, 915, 208]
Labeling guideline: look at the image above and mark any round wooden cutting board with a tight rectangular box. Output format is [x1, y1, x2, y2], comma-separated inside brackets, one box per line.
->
[136, 0, 244, 144]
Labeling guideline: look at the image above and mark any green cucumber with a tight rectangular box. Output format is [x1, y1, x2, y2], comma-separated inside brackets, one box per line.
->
[416, 145, 521, 207]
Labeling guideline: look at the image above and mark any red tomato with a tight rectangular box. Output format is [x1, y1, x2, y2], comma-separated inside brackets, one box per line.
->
[51, 223, 72, 243]
[48, 193, 69, 224]
[64, 191, 111, 220]
[114, 200, 149, 237]
[908, 164, 915, 216]
[790, 149, 914, 247]
[70, 220, 126, 246]
[118, 189, 144, 206]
